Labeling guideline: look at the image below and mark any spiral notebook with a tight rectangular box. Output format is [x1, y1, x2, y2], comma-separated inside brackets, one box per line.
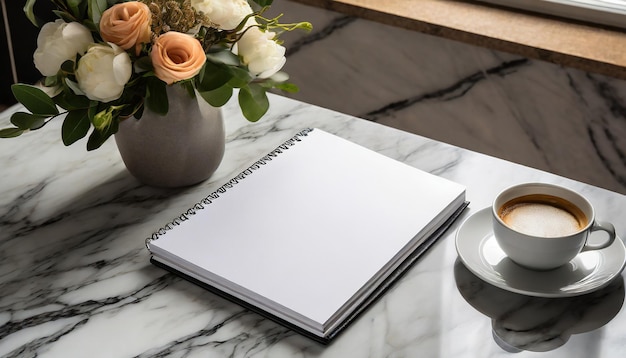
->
[146, 128, 467, 344]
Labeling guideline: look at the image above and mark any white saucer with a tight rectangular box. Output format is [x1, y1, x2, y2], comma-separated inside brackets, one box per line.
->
[455, 207, 626, 297]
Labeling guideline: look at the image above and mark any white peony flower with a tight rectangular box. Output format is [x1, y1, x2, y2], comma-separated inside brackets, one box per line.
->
[237, 27, 286, 78]
[33, 20, 93, 76]
[75, 43, 132, 103]
[191, 0, 253, 30]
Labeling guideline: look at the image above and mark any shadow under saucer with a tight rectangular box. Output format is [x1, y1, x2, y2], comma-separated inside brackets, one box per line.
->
[454, 258, 625, 352]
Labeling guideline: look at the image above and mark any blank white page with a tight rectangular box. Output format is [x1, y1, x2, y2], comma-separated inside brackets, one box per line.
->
[149, 129, 465, 327]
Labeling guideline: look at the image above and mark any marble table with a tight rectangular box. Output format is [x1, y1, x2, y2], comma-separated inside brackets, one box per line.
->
[1, 94, 625, 357]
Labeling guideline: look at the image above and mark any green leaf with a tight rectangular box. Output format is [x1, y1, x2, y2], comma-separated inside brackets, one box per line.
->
[60, 59, 75, 74]
[252, 0, 274, 8]
[86, 119, 118, 151]
[180, 81, 196, 98]
[196, 61, 233, 92]
[134, 56, 153, 73]
[228, 67, 253, 88]
[118, 98, 144, 119]
[10, 112, 47, 130]
[88, 0, 108, 26]
[88, 102, 99, 121]
[274, 82, 299, 93]
[238, 84, 269, 122]
[0, 128, 25, 138]
[145, 78, 168, 115]
[23, 0, 39, 26]
[206, 51, 241, 66]
[67, 0, 85, 18]
[199, 85, 233, 107]
[65, 79, 85, 96]
[54, 10, 76, 24]
[62, 110, 91, 145]
[54, 92, 91, 111]
[11, 84, 59, 116]
[82, 19, 98, 33]
[44, 76, 59, 87]
[87, 130, 107, 150]
[132, 103, 145, 120]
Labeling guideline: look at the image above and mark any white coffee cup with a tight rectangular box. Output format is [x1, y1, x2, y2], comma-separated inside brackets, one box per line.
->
[492, 183, 616, 270]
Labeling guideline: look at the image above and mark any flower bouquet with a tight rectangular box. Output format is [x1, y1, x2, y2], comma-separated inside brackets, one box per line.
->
[0, 0, 311, 150]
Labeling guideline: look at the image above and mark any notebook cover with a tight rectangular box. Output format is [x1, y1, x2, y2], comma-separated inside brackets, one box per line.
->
[150, 201, 469, 344]
[147, 128, 468, 343]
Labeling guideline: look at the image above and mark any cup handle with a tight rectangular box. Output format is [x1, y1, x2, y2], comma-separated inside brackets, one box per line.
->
[581, 221, 616, 252]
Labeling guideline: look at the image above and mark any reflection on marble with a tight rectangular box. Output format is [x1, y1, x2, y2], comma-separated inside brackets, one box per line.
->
[270, 1, 626, 194]
[455, 259, 625, 353]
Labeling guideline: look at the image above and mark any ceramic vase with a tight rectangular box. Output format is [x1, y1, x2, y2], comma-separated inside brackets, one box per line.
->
[115, 85, 225, 188]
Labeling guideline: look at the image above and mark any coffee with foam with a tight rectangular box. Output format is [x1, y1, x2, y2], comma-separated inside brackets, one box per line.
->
[498, 194, 588, 237]
[492, 184, 615, 270]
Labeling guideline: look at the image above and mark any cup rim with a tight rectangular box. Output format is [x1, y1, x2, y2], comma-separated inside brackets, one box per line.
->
[492, 182, 595, 237]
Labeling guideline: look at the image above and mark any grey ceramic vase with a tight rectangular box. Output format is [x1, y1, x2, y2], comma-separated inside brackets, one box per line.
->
[115, 85, 225, 188]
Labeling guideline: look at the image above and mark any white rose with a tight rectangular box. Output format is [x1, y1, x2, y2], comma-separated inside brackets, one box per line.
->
[191, 0, 253, 30]
[75, 43, 132, 102]
[33, 20, 93, 76]
[237, 27, 286, 78]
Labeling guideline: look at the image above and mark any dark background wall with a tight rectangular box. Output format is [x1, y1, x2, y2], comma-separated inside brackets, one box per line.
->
[1, 0, 55, 106]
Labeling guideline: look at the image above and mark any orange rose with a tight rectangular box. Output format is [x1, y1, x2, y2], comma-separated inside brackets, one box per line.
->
[100, 2, 151, 55]
[150, 32, 206, 84]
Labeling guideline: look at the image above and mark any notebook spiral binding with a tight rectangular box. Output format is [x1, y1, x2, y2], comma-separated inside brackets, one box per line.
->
[145, 128, 315, 250]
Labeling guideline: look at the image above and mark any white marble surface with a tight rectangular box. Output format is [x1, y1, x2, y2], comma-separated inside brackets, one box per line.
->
[269, 1, 626, 195]
[0, 92, 625, 357]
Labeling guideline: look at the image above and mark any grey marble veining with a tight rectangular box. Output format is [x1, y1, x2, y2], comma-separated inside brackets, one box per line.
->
[270, 1, 626, 195]
[1, 90, 625, 357]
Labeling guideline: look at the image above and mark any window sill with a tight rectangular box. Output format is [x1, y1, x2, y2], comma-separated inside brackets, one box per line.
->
[289, 0, 626, 80]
